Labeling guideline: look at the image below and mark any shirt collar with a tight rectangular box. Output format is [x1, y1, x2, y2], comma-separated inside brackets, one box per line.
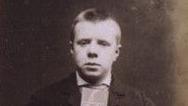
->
[76, 71, 111, 87]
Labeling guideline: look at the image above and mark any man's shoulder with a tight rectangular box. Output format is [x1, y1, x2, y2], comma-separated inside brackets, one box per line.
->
[124, 86, 155, 106]
[27, 73, 76, 106]
[110, 78, 155, 106]
[36, 73, 75, 95]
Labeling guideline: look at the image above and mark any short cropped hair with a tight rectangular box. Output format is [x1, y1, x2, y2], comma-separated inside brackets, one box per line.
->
[70, 8, 121, 45]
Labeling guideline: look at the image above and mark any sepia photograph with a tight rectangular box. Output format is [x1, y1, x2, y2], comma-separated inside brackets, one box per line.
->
[0, 0, 187, 106]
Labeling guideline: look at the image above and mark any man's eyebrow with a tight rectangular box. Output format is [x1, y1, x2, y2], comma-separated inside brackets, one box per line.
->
[77, 38, 90, 41]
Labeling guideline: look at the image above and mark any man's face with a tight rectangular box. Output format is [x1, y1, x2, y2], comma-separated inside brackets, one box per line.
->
[71, 19, 121, 83]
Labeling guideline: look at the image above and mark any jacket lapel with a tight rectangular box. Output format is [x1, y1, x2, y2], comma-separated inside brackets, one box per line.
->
[67, 73, 81, 106]
[108, 76, 126, 106]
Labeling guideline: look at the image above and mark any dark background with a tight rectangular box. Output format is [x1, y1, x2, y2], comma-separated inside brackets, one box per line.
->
[0, 0, 175, 106]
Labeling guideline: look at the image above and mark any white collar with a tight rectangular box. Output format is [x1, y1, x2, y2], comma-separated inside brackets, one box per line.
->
[76, 71, 111, 87]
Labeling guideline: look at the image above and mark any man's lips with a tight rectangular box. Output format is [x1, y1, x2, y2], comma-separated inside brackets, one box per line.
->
[84, 63, 101, 66]
[84, 63, 100, 72]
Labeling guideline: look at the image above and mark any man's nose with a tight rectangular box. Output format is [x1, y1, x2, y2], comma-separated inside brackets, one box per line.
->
[87, 43, 98, 58]
[88, 52, 98, 58]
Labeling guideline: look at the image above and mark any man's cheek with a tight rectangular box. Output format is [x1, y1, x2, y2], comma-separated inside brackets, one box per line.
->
[76, 53, 86, 62]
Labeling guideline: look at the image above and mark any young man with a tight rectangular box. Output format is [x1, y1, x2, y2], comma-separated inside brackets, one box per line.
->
[27, 8, 155, 106]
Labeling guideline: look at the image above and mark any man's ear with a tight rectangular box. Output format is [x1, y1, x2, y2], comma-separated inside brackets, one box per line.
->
[114, 44, 121, 61]
[69, 41, 74, 54]
[70, 49, 73, 54]
[117, 44, 122, 54]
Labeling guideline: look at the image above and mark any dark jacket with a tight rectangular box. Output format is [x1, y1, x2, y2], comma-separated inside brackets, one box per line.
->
[27, 73, 155, 106]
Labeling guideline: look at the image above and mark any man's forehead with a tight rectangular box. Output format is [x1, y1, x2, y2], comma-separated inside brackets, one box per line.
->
[74, 19, 121, 37]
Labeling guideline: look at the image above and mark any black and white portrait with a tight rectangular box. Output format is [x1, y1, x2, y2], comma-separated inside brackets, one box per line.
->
[1, 0, 187, 106]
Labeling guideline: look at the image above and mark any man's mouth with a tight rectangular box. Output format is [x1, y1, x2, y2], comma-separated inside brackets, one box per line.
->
[83, 63, 101, 72]
[84, 63, 100, 66]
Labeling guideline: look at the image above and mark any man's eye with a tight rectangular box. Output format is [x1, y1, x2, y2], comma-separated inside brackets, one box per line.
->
[98, 40, 110, 46]
[77, 40, 90, 46]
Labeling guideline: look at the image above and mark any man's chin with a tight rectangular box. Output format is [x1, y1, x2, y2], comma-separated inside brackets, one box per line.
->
[83, 75, 102, 84]
[85, 67, 98, 72]
[84, 72, 102, 79]
[79, 70, 104, 83]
